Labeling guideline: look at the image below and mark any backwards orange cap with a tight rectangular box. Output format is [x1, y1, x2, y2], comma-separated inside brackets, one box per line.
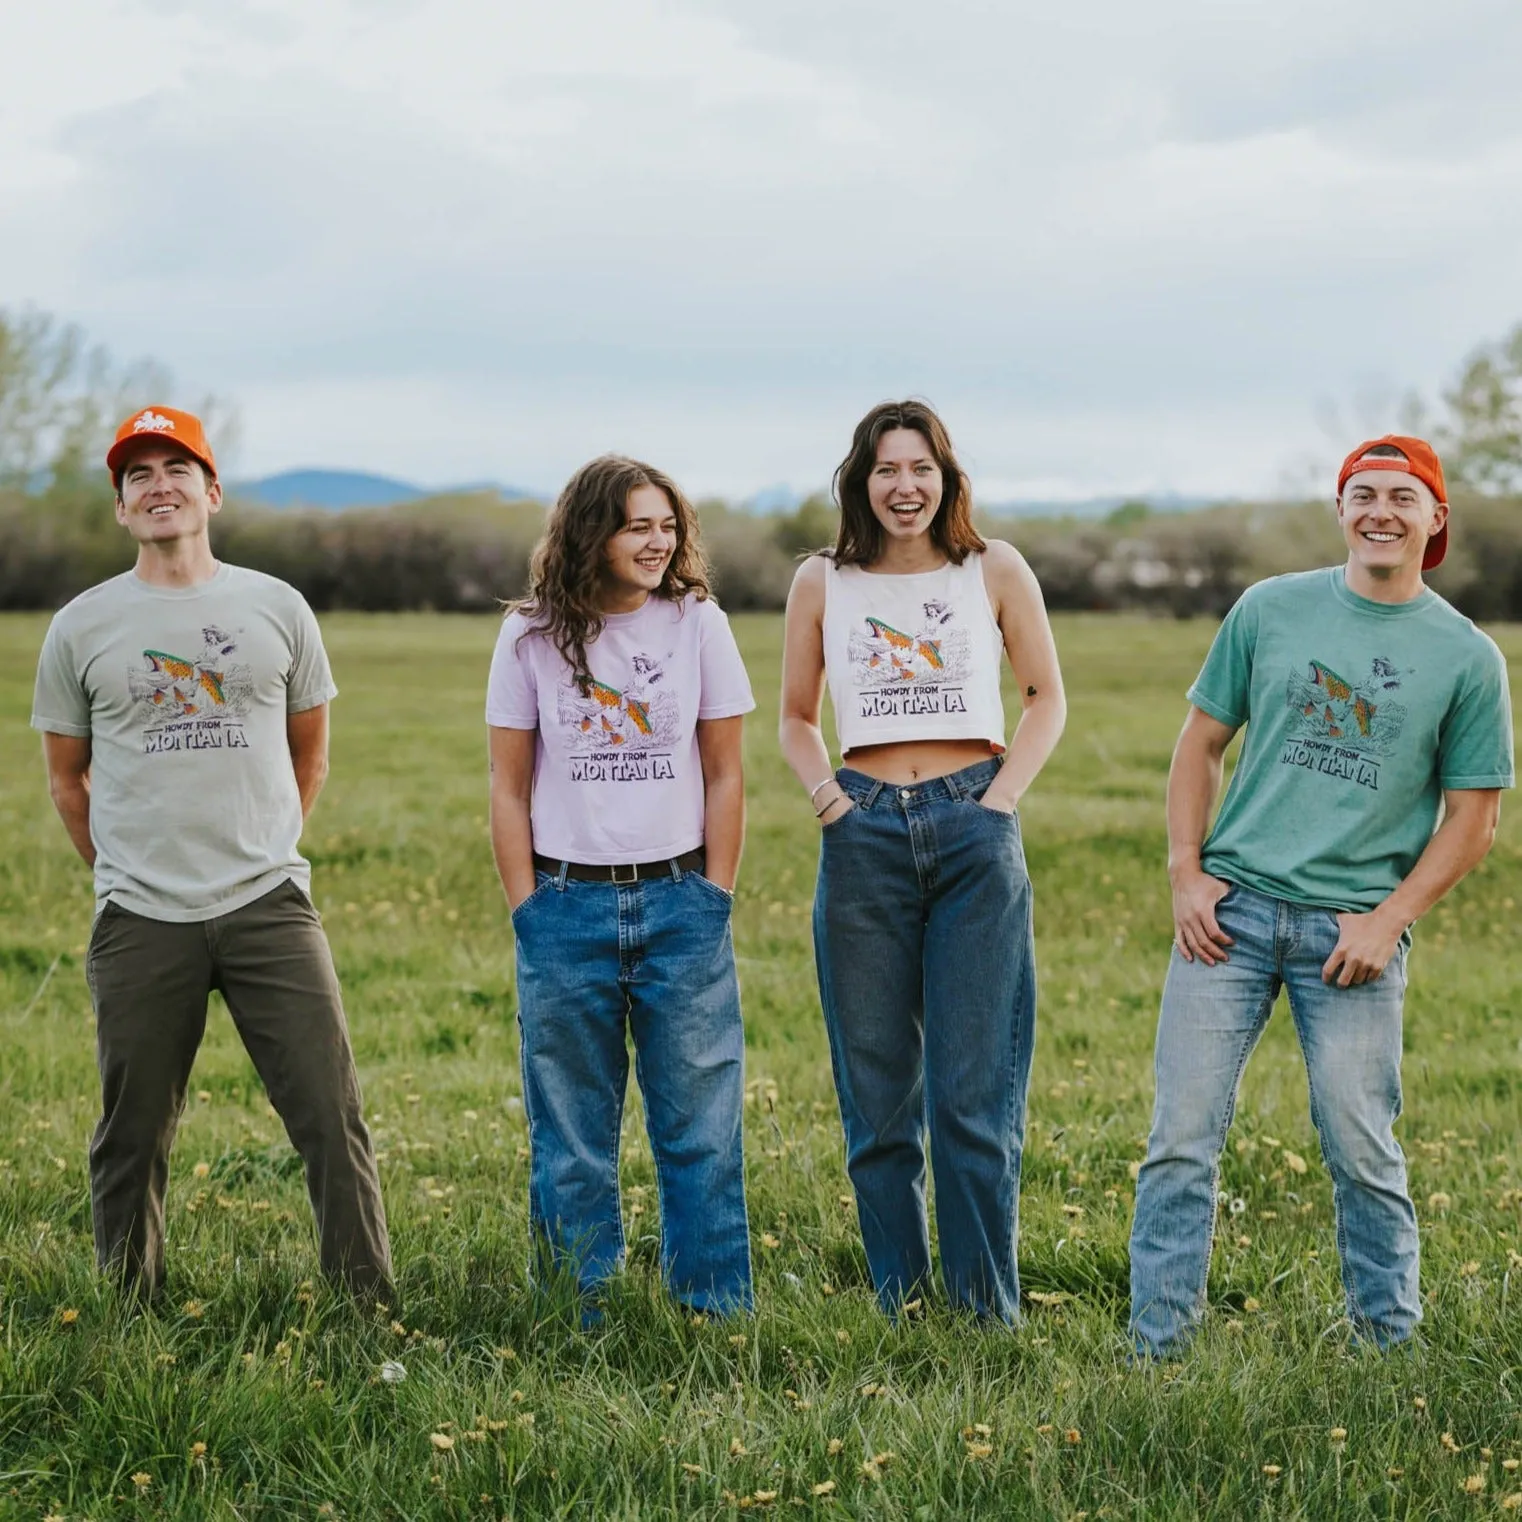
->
[1337, 434, 1449, 571]
[106, 406, 218, 483]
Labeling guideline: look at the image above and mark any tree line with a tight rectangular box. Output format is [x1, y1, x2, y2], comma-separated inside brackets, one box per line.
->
[4, 307, 1522, 620]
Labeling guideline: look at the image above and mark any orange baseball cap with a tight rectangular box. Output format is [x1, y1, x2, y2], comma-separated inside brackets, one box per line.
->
[106, 405, 218, 481]
[1336, 435, 1448, 570]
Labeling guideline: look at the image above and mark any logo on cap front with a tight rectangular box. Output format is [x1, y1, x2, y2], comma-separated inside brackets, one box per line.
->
[131, 410, 176, 434]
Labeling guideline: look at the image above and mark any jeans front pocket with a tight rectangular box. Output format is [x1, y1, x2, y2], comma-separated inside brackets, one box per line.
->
[510, 872, 556, 930]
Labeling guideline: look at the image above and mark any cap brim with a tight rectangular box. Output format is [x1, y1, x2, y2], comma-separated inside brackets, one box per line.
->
[106, 434, 217, 479]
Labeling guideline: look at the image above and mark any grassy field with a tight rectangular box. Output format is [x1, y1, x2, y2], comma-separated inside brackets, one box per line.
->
[1, 609, 1520, 1521]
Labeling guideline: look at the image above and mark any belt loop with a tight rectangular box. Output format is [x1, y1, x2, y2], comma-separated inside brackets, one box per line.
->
[862, 779, 885, 808]
[943, 768, 964, 801]
[669, 856, 684, 882]
[555, 860, 569, 891]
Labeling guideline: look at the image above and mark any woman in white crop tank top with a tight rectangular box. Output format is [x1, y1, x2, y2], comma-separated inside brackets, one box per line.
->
[780, 400, 1066, 1322]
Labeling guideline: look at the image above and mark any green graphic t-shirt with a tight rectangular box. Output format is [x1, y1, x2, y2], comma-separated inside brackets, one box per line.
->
[1192, 568, 1514, 911]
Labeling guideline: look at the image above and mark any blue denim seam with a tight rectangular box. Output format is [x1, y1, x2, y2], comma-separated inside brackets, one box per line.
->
[1194, 962, 1279, 1320]
[1286, 942, 1409, 1334]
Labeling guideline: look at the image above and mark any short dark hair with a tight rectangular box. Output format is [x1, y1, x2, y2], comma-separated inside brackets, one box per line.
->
[830, 399, 984, 568]
[1360, 443, 1409, 461]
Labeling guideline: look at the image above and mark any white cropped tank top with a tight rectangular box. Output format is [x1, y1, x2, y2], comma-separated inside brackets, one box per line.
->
[822, 553, 1006, 755]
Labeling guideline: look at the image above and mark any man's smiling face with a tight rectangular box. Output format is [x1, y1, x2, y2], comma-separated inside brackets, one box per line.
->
[114, 440, 222, 545]
[1337, 468, 1447, 580]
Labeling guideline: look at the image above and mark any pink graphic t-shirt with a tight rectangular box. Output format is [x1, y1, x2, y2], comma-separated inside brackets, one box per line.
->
[486, 593, 755, 865]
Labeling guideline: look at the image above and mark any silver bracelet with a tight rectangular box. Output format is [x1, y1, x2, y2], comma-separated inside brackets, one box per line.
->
[808, 778, 836, 805]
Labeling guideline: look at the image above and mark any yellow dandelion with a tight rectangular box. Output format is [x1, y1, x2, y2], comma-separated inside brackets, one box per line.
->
[1428, 1192, 1452, 1211]
[59, 1307, 80, 1326]
[965, 1442, 993, 1460]
[873, 1452, 896, 1467]
[681, 1462, 703, 1476]
[860, 1459, 881, 1481]
[1502, 1494, 1522, 1511]
[1414, 1396, 1428, 1411]
[183, 1300, 204, 1318]
[1462, 1473, 1486, 1494]
[812, 1480, 837, 1496]
[1283, 1151, 1308, 1174]
[1459, 1260, 1481, 1277]
[197, 1090, 211, 1103]
[1262, 1464, 1282, 1477]
[760, 1233, 781, 1249]
[1329, 1427, 1347, 1444]
[190, 1441, 207, 1458]
[1504, 1459, 1521, 1473]
[429, 1432, 455, 1452]
[1388, 1467, 1404, 1478]
[1065, 1428, 1081, 1445]
[729, 1334, 746, 1348]
[192, 1160, 210, 1178]
[1243, 1297, 1261, 1312]
[827, 1438, 844, 1455]
[132, 1472, 151, 1489]
[820, 1283, 835, 1296]
[835, 1329, 850, 1344]
[1441, 1432, 1462, 1453]
[516, 1413, 535, 1428]
[1036, 1424, 1055, 1436]
[753, 1491, 778, 1504]
[729, 1438, 747, 1457]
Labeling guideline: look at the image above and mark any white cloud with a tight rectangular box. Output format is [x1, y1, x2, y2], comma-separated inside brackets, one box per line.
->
[2, 0, 1520, 498]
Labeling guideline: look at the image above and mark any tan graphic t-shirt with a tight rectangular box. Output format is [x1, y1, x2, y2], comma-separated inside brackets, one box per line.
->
[31, 564, 337, 921]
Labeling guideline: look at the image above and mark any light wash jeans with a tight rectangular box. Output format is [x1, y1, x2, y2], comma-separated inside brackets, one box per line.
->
[512, 861, 752, 1314]
[1129, 880, 1419, 1356]
[813, 758, 1037, 1322]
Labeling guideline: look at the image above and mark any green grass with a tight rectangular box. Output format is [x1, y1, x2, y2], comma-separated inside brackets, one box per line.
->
[1, 609, 1520, 1520]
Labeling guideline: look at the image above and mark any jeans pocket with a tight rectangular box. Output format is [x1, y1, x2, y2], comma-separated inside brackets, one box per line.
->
[510, 872, 556, 929]
[689, 872, 736, 910]
[820, 798, 860, 834]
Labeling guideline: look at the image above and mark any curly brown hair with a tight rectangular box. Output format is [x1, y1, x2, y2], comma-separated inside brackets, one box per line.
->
[512, 454, 711, 688]
[830, 399, 984, 567]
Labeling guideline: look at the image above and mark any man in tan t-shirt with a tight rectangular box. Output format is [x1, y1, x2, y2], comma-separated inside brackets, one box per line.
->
[31, 405, 392, 1305]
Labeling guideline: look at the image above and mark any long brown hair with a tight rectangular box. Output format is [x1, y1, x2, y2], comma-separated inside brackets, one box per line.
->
[512, 454, 710, 688]
[830, 399, 984, 567]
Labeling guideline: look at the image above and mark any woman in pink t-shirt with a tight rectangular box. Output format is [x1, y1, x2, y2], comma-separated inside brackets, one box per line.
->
[486, 455, 756, 1317]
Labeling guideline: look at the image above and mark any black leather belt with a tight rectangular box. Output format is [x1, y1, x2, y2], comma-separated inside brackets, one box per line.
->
[532, 848, 707, 884]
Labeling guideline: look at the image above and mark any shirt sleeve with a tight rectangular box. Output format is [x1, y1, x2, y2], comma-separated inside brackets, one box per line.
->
[287, 594, 339, 712]
[1186, 587, 1259, 729]
[1439, 638, 1515, 789]
[696, 600, 757, 719]
[30, 616, 92, 737]
[486, 614, 541, 728]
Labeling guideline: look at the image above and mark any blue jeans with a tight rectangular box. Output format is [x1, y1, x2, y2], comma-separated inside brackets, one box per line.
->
[813, 758, 1037, 1321]
[511, 862, 752, 1313]
[1129, 880, 1418, 1355]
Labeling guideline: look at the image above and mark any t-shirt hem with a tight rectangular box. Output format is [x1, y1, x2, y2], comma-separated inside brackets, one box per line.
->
[696, 700, 757, 719]
[97, 868, 306, 923]
[486, 710, 539, 729]
[839, 729, 1004, 752]
[1200, 859, 1385, 916]
[1185, 689, 1244, 728]
[31, 715, 91, 737]
[529, 837, 706, 867]
[1439, 773, 1514, 789]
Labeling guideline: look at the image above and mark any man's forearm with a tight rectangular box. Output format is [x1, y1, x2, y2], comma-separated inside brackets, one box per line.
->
[293, 757, 329, 819]
[1375, 806, 1497, 931]
[1166, 748, 1224, 878]
[50, 783, 96, 866]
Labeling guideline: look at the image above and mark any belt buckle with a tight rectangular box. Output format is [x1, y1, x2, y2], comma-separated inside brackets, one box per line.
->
[610, 862, 638, 885]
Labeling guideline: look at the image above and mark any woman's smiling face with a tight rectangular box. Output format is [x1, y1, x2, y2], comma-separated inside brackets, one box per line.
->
[866, 428, 943, 543]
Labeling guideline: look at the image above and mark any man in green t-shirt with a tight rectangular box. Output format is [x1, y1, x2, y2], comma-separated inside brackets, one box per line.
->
[1129, 435, 1513, 1356]
[31, 406, 393, 1306]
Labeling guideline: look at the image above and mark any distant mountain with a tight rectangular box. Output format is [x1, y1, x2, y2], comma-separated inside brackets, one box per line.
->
[231, 470, 538, 510]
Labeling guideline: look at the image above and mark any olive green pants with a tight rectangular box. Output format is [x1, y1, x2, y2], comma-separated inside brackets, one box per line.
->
[84, 879, 393, 1303]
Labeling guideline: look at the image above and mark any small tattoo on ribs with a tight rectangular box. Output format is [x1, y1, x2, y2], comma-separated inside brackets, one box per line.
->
[1026, 686, 1037, 697]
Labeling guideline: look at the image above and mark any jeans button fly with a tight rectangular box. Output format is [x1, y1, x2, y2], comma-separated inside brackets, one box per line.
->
[900, 789, 912, 801]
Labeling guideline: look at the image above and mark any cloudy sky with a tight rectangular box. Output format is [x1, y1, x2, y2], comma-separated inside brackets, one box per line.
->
[3, 0, 1521, 501]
